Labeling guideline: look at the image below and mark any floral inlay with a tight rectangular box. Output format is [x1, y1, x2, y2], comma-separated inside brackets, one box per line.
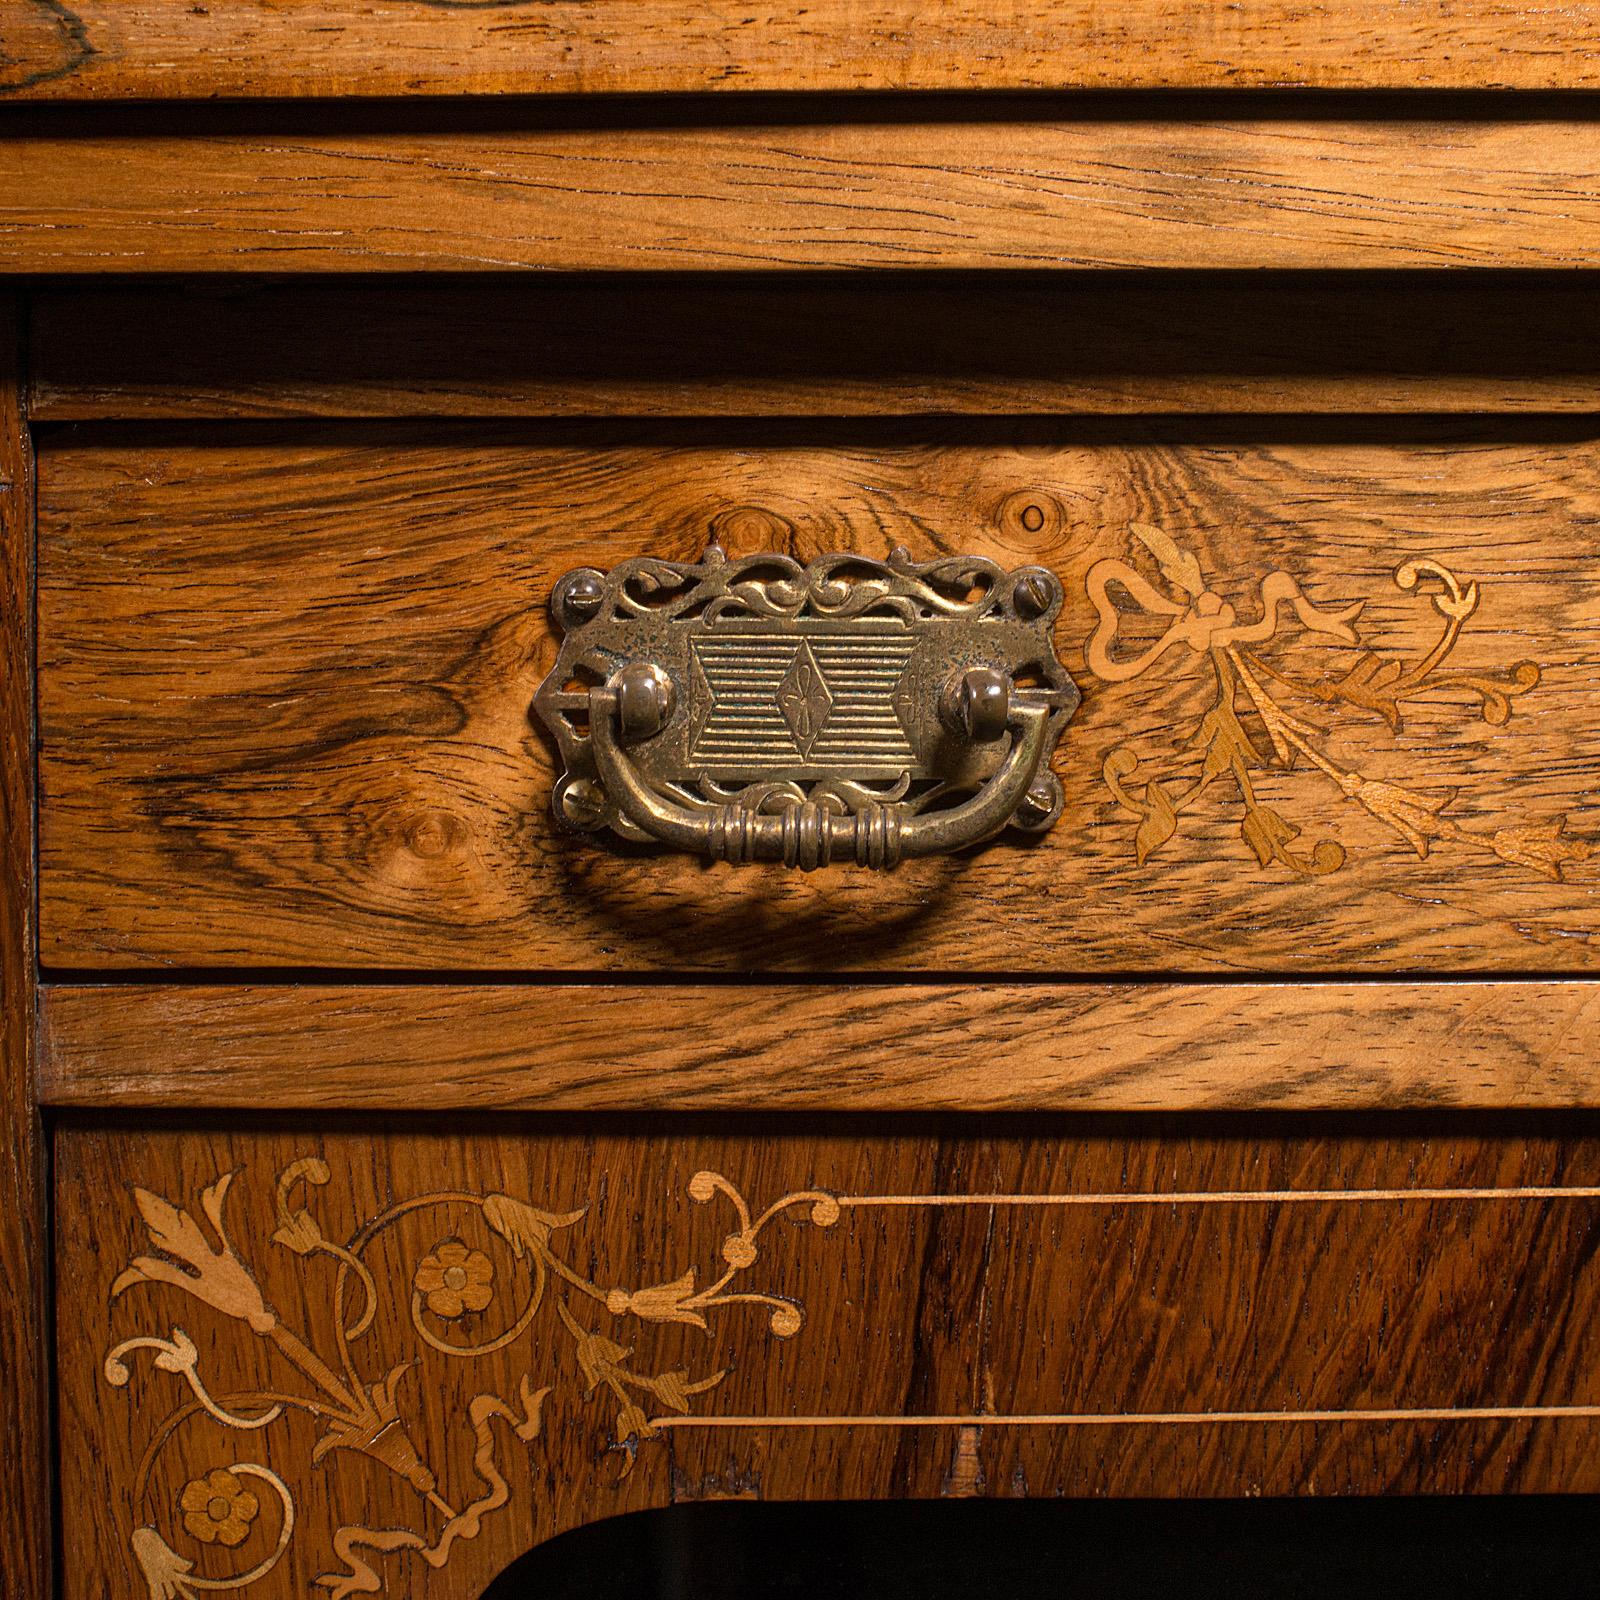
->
[103, 1158, 838, 1599]
[179, 1467, 259, 1548]
[414, 1240, 494, 1320]
[1084, 525, 1590, 880]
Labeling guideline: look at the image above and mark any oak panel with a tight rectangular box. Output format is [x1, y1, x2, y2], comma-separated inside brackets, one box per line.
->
[8, 119, 1600, 272]
[7, 0, 1600, 98]
[36, 423, 1600, 972]
[33, 277, 1600, 421]
[36, 982, 1600, 1112]
[55, 1124, 1600, 1600]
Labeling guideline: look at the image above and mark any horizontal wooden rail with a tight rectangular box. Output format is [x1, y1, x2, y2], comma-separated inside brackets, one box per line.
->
[37, 981, 1600, 1111]
[6, 119, 1600, 272]
[7, 1, 1600, 99]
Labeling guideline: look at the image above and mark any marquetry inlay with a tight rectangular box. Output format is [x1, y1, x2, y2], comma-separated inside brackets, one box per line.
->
[1085, 526, 1588, 879]
[102, 1155, 1600, 1598]
[105, 1159, 837, 1599]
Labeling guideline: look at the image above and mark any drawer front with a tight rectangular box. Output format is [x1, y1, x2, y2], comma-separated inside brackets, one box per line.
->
[57, 1122, 1600, 1598]
[36, 421, 1600, 972]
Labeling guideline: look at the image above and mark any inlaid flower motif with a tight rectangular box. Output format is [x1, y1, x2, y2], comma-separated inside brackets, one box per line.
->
[413, 1240, 494, 1319]
[179, 1467, 259, 1548]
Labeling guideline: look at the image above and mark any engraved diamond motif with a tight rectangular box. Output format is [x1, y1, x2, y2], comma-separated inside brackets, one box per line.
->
[777, 640, 834, 757]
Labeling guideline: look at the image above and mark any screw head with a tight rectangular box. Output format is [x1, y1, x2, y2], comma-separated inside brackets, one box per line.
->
[550, 569, 606, 632]
[555, 775, 608, 830]
[1012, 567, 1060, 621]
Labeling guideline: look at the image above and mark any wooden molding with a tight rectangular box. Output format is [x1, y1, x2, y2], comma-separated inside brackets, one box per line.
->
[6, 1, 1600, 98]
[7, 119, 1600, 273]
[38, 982, 1600, 1111]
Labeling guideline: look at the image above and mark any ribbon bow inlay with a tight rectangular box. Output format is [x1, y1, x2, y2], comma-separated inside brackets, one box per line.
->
[1080, 523, 1584, 884]
[1085, 523, 1365, 682]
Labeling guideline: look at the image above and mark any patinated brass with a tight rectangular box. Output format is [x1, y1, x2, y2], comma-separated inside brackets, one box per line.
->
[533, 546, 1079, 869]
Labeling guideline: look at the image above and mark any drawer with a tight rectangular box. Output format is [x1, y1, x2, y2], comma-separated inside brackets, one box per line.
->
[57, 1120, 1600, 1600]
[34, 413, 1600, 974]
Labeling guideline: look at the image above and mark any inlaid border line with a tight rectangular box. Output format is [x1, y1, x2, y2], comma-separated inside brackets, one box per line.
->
[838, 1187, 1600, 1207]
[649, 1187, 1600, 1433]
[651, 1405, 1600, 1430]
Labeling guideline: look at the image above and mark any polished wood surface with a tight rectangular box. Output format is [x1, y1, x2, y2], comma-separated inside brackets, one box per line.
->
[7, 117, 1600, 273]
[57, 1122, 1600, 1600]
[37, 423, 1600, 972]
[0, 300, 48, 1597]
[32, 276, 1600, 421]
[7, 0, 1600, 97]
[37, 981, 1600, 1112]
[20, 5, 1600, 1594]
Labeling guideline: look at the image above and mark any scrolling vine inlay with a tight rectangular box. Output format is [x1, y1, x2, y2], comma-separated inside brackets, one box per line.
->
[1084, 525, 1589, 879]
[103, 1161, 839, 1599]
[99, 1157, 1600, 1595]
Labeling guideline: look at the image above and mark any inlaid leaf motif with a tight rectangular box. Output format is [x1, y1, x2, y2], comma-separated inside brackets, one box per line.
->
[605, 1269, 708, 1329]
[1131, 521, 1206, 599]
[568, 1324, 633, 1396]
[1134, 780, 1180, 865]
[1241, 804, 1297, 868]
[1086, 538, 1586, 880]
[1491, 819, 1592, 880]
[1340, 776, 1456, 859]
[131, 1526, 198, 1600]
[112, 1174, 275, 1334]
[650, 1369, 697, 1414]
[1194, 689, 1264, 787]
[482, 1194, 587, 1257]
[615, 1402, 652, 1445]
[272, 1157, 331, 1255]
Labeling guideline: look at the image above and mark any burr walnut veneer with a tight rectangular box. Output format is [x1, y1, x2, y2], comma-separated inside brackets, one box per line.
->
[7, 10, 1600, 1597]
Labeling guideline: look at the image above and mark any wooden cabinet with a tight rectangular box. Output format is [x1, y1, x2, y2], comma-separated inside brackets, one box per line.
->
[7, 11, 1600, 1597]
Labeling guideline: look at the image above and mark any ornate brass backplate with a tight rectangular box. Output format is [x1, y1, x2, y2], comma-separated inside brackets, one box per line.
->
[534, 546, 1079, 869]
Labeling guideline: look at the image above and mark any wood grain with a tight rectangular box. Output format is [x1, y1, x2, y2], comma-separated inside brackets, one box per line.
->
[36, 982, 1600, 1112]
[8, 1, 1600, 98]
[33, 275, 1600, 421]
[0, 300, 47, 1600]
[36, 423, 1600, 973]
[55, 1123, 1600, 1600]
[8, 118, 1600, 273]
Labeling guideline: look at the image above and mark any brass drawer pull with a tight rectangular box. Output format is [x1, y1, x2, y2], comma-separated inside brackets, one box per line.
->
[535, 547, 1078, 869]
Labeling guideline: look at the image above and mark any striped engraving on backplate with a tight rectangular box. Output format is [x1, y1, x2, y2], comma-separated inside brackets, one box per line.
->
[689, 627, 917, 777]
